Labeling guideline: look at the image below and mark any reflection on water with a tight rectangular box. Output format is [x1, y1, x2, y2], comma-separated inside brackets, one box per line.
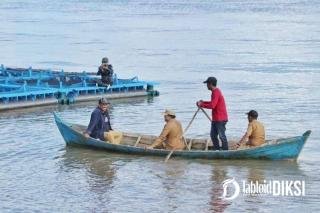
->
[247, 167, 265, 183]
[60, 147, 117, 194]
[1, 0, 320, 211]
[54, 146, 309, 212]
[210, 167, 230, 213]
[160, 162, 188, 211]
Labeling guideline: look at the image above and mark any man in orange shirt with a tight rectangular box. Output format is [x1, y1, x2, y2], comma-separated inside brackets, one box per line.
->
[236, 110, 265, 148]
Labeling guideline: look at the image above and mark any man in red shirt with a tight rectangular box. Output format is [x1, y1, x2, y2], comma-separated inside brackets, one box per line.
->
[197, 77, 229, 150]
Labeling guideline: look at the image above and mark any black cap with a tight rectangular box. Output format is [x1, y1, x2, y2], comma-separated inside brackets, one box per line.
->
[99, 97, 110, 105]
[203, 77, 217, 86]
[246, 110, 258, 118]
[101, 57, 109, 63]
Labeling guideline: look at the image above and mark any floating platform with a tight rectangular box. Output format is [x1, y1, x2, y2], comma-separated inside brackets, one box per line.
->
[0, 64, 159, 111]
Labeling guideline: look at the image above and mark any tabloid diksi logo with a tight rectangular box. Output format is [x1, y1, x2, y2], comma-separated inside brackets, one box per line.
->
[220, 178, 240, 200]
[220, 178, 305, 200]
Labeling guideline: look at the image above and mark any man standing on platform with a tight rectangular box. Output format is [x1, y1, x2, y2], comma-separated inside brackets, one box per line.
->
[197, 77, 229, 150]
[97, 57, 114, 87]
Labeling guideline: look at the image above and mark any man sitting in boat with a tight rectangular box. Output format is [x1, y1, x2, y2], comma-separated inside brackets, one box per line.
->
[236, 110, 265, 148]
[147, 109, 185, 150]
[84, 98, 123, 144]
[97, 57, 114, 87]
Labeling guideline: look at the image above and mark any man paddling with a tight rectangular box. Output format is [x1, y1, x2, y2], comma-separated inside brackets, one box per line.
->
[148, 109, 185, 150]
[84, 98, 123, 144]
[236, 110, 265, 148]
[197, 77, 229, 150]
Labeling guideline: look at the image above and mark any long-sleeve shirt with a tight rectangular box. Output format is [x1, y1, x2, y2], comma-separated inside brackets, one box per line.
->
[151, 119, 185, 150]
[246, 120, 265, 146]
[97, 64, 113, 84]
[200, 88, 228, 122]
[86, 107, 112, 140]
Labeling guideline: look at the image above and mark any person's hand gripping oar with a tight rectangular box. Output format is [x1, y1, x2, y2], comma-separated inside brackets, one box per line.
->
[196, 100, 212, 122]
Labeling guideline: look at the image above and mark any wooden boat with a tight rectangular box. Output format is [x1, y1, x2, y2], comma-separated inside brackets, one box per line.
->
[54, 112, 311, 160]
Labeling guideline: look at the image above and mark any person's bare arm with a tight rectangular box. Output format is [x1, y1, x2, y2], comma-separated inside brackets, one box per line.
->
[236, 123, 252, 148]
[236, 133, 249, 148]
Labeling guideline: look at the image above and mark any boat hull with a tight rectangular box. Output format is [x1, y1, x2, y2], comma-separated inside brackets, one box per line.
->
[54, 113, 311, 160]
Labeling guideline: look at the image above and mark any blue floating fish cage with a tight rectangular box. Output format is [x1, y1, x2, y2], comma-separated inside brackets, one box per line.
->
[0, 64, 159, 110]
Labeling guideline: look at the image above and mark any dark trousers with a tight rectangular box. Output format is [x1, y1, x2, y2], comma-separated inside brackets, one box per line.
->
[96, 78, 113, 87]
[210, 121, 228, 150]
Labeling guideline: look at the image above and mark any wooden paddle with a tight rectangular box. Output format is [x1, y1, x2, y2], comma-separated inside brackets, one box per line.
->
[199, 107, 212, 122]
[182, 107, 200, 150]
[164, 150, 175, 163]
[183, 107, 200, 134]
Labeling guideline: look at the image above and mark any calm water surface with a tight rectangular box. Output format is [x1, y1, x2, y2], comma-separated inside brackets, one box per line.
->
[0, 0, 319, 212]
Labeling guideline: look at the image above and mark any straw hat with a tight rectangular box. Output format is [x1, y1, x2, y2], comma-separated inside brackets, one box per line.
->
[163, 109, 176, 116]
